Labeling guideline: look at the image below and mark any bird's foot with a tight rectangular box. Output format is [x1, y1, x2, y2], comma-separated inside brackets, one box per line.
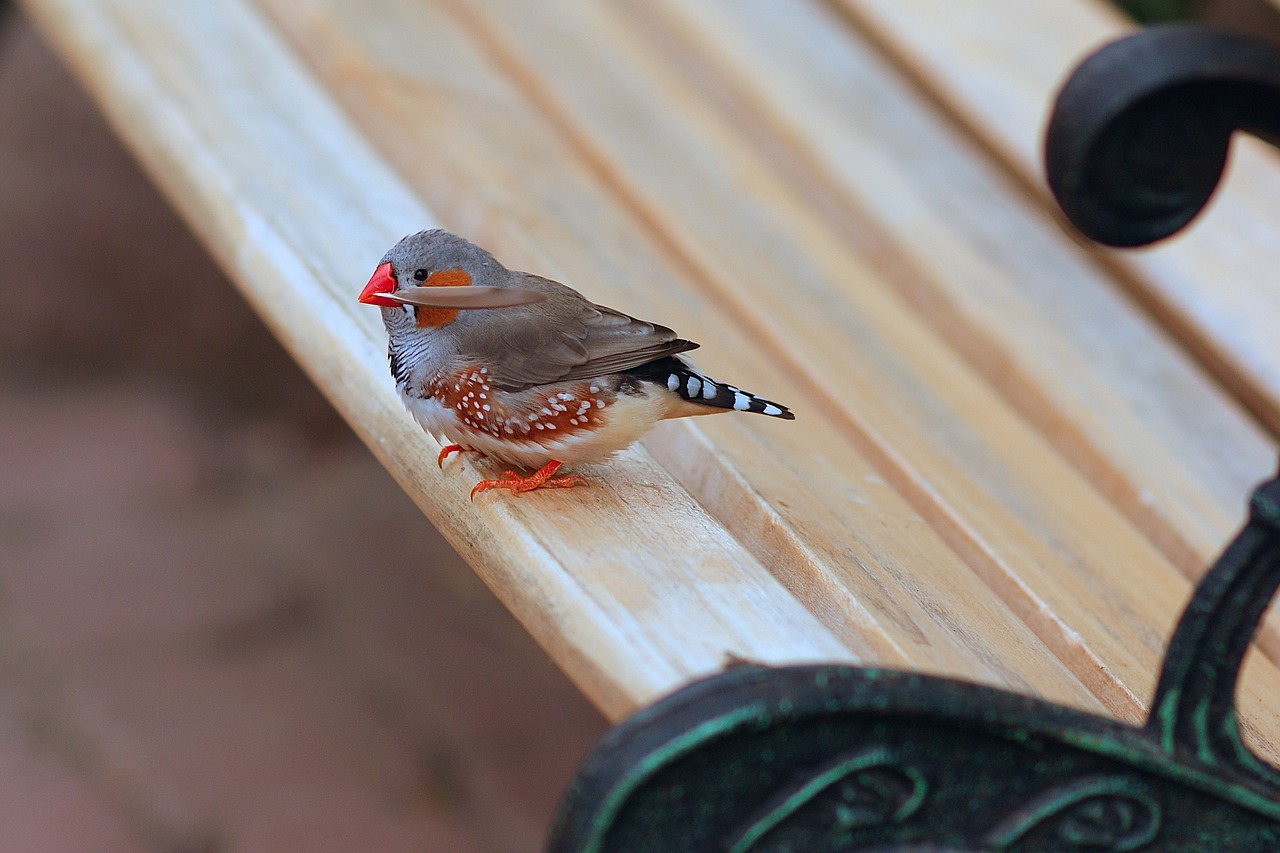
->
[438, 444, 482, 467]
[470, 460, 587, 499]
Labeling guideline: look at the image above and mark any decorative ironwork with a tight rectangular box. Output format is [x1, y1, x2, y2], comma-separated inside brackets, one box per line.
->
[549, 25, 1280, 852]
[549, 478, 1280, 850]
[1044, 24, 1280, 247]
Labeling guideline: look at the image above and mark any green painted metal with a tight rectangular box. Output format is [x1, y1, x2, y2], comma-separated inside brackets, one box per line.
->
[549, 477, 1280, 851]
[1045, 25, 1280, 248]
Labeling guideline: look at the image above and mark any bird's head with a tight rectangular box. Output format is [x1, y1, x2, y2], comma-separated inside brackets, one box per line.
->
[358, 229, 547, 329]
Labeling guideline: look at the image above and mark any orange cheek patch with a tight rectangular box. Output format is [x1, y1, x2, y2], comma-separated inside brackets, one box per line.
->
[414, 267, 472, 328]
[425, 268, 471, 288]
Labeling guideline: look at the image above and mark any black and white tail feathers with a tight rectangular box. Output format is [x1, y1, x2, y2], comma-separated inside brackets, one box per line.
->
[627, 356, 794, 419]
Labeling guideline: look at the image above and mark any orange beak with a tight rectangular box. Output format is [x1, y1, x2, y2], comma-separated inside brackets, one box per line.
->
[358, 262, 400, 307]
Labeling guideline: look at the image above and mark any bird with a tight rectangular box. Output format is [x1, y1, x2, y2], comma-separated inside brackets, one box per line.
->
[358, 229, 794, 497]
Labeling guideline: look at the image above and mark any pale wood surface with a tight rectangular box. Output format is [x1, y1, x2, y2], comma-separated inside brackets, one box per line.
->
[21, 0, 1280, 757]
[15, 0, 862, 724]
[841, 0, 1280, 437]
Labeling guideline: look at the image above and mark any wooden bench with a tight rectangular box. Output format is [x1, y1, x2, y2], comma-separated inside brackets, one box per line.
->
[22, 0, 1280, 800]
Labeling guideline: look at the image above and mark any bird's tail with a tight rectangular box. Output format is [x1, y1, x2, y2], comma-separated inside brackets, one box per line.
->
[632, 357, 795, 419]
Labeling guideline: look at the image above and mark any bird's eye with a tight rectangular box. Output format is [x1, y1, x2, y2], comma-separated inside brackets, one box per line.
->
[412, 269, 430, 282]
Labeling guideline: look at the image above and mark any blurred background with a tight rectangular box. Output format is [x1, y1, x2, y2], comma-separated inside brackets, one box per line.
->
[2, 0, 1278, 851]
[0, 8, 605, 852]
[1121, 0, 1280, 30]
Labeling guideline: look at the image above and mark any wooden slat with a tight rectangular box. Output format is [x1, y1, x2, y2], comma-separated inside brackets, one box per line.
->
[17, 0, 862, 722]
[22, 0, 1280, 762]
[836, 0, 1280, 436]
[629, 0, 1275, 579]
[620, 0, 1280, 735]
[252, 0, 1280, 759]
[254, 0, 1106, 714]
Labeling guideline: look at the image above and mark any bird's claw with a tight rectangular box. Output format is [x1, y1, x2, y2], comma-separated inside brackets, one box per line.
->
[438, 444, 466, 467]
[469, 461, 587, 499]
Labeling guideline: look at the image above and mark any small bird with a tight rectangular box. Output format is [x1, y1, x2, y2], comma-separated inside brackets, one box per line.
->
[358, 230, 794, 496]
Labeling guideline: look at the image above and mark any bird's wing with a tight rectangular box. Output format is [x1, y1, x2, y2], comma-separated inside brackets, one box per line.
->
[466, 275, 699, 391]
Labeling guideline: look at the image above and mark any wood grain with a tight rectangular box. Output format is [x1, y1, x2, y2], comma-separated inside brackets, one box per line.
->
[636, 0, 1274, 578]
[253, 0, 1143, 714]
[16, 0, 863, 722]
[252, 0, 1280, 757]
[836, 0, 1280, 438]
[19, 0, 1280, 764]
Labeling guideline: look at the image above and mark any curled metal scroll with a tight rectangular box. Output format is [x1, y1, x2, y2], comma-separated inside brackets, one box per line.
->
[1045, 24, 1280, 247]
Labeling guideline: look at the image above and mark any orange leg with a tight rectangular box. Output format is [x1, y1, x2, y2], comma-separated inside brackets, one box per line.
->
[437, 443, 472, 467]
[470, 460, 588, 499]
